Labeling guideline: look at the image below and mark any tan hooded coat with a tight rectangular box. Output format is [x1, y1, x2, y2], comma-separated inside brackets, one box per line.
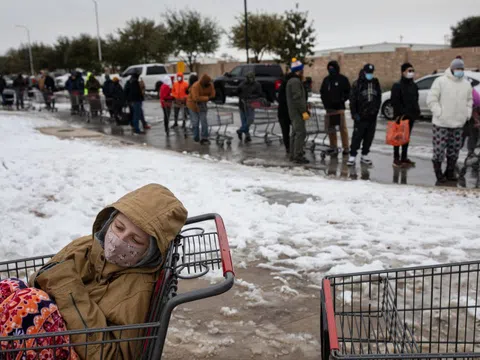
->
[29, 184, 188, 360]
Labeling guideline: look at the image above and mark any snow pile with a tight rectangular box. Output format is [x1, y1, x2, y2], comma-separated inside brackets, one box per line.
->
[0, 112, 479, 287]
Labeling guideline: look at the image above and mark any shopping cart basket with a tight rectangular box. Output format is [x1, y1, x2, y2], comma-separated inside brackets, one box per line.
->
[0, 213, 234, 359]
[321, 260, 480, 360]
[248, 99, 282, 145]
[207, 103, 234, 147]
[86, 94, 106, 123]
[306, 104, 336, 159]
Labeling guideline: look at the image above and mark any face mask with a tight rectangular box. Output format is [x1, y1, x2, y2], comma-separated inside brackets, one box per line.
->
[104, 228, 148, 268]
[406, 72, 415, 79]
[328, 68, 337, 75]
[453, 70, 464, 79]
[365, 73, 374, 81]
[177, 77, 182, 82]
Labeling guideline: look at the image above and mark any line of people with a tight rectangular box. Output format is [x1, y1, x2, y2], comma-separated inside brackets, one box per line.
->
[276, 56, 477, 184]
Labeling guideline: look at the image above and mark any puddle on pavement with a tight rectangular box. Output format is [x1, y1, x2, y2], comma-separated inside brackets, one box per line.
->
[256, 187, 320, 206]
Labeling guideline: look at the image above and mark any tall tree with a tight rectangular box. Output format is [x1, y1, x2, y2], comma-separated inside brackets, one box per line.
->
[230, 13, 284, 63]
[451, 16, 480, 48]
[165, 10, 222, 72]
[273, 3, 316, 67]
[106, 18, 172, 69]
[67, 34, 99, 71]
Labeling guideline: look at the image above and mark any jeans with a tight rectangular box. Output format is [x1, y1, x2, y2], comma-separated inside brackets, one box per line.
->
[15, 90, 24, 109]
[239, 108, 255, 134]
[189, 109, 208, 141]
[163, 106, 171, 133]
[131, 102, 142, 133]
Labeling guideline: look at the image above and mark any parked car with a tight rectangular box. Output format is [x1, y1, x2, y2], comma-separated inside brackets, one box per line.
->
[213, 64, 284, 104]
[381, 70, 480, 119]
[120, 64, 185, 93]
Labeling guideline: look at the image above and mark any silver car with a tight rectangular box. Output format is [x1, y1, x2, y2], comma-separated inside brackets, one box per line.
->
[381, 71, 480, 120]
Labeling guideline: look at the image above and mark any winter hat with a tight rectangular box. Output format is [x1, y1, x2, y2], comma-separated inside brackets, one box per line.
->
[291, 58, 304, 73]
[401, 62, 413, 73]
[363, 64, 375, 74]
[112, 77, 119, 82]
[450, 57, 465, 70]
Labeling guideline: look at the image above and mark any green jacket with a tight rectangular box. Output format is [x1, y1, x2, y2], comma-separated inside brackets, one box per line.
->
[286, 75, 307, 121]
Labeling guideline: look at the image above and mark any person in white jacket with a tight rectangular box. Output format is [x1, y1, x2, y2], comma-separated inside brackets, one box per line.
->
[427, 57, 473, 183]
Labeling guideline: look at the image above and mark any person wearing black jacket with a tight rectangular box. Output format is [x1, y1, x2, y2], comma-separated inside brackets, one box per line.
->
[237, 72, 264, 143]
[103, 75, 114, 117]
[320, 61, 351, 155]
[0, 75, 6, 105]
[277, 72, 295, 153]
[347, 64, 382, 167]
[390, 62, 420, 168]
[124, 73, 144, 134]
[13, 74, 26, 110]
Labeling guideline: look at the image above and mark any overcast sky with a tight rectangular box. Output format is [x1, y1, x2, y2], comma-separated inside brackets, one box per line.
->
[0, 0, 478, 59]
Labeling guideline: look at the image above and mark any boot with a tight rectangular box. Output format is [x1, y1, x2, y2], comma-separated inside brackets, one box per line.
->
[445, 159, 458, 182]
[433, 161, 447, 183]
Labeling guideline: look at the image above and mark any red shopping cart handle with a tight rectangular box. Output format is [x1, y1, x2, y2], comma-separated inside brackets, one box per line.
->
[322, 278, 339, 351]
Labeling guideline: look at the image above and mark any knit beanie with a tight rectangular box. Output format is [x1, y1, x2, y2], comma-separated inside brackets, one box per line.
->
[450, 57, 465, 70]
[291, 58, 304, 73]
[401, 62, 413, 73]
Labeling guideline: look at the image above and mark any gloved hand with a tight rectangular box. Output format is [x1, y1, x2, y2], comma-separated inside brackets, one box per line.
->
[302, 112, 310, 121]
[353, 114, 361, 122]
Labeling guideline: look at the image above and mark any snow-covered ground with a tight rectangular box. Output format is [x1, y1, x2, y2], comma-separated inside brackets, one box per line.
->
[0, 112, 479, 288]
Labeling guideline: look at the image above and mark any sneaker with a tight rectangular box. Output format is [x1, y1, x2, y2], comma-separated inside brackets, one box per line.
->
[361, 155, 373, 166]
[200, 139, 211, 145]
[144, 124, 152, 130]
[172, 123, 178, 128]
[393, 159, 403, 168]
[236, 130, 243, 141]
[245, 135, 252, 143]
[134, 131, 146, 135]
[347, 156, 356, 166]
[401, 159, 416, 167]
[342, 148, 350, 156]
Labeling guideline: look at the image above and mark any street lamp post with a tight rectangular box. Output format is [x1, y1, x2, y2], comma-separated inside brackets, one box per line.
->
[16, 25, 34, 76]
[244, 0, 249, 64]
[92, 0, 102, 63]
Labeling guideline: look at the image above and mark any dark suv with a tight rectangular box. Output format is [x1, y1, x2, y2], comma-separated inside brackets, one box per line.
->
[214, 64, 284, 104]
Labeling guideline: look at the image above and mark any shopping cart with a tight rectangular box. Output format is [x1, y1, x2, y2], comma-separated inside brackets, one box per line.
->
[86, 94, 105, 123]
[69, 91, 86, 116]
[248, 99, 282, 145]
[305, 104, 336, 159]
[459, 109, 480, 188]
[0, 213, 234, 359]
[321, 260, 480, 360]
[208, 103, 234, 147]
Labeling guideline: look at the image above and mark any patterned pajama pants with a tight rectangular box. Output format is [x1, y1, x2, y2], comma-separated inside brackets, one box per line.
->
[0, 278, 77, 360]
[432, 125, 463, 164]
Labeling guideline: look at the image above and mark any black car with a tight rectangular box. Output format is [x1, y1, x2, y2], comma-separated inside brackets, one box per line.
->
[214, 64, 284, 104]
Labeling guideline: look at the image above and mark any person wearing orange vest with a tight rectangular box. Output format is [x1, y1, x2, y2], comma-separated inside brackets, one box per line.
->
[172, 72, 189, 129]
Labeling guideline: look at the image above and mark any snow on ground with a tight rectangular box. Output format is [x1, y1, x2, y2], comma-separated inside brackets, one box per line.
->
[0, 112, 479, 287]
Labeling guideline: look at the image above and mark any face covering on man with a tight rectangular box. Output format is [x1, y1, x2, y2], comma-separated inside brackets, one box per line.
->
[453, 70, 464, 79]
[365, 73, 374, 81]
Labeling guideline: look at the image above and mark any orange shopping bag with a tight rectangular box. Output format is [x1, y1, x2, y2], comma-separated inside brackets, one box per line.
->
[386, 116, 410, 146]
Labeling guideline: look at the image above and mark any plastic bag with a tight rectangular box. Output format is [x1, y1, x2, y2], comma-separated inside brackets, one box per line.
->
[386, 116, 410, 146]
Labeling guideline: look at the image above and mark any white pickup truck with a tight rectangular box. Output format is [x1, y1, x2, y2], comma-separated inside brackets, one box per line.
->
[120, 63, 192, 93]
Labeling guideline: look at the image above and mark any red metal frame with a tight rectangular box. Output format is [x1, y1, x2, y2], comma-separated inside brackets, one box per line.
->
[214, 214, 234, 276]
[322, 278, 339, 351]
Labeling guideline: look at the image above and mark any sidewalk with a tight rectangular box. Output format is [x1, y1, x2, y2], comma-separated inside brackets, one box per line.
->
[52, 100, 478, 189]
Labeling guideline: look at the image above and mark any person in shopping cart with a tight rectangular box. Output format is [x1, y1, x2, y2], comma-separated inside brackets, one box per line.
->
[286, 58, 310, 164]
[187, 74, 216, 144]
[237, 71, 264, 143]
[172, 72, 189, 129]
[0, 184, 187, 359]
[347, 64, 382, 167]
